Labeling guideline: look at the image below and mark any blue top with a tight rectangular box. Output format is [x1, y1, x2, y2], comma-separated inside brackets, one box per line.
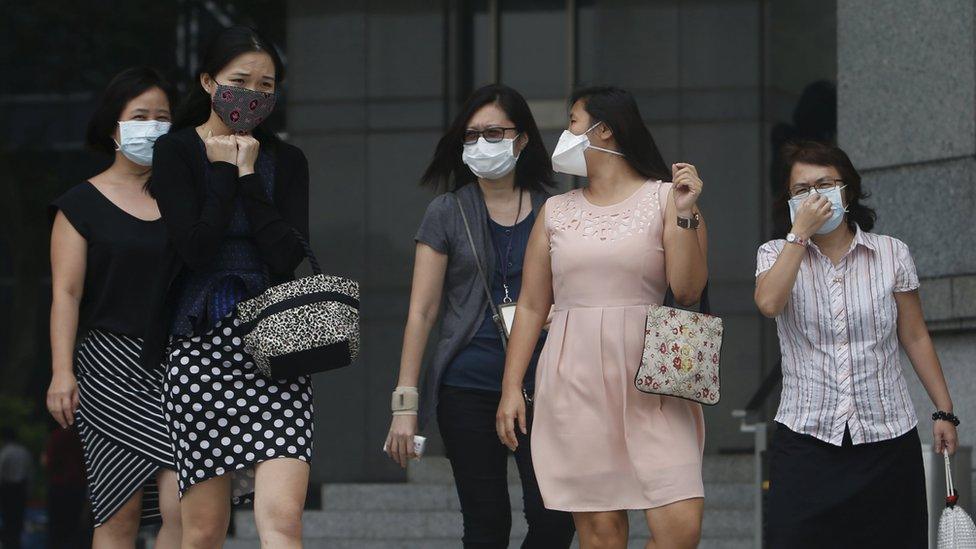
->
[442, 210, 545, 393]
[171, 147, 275, 336]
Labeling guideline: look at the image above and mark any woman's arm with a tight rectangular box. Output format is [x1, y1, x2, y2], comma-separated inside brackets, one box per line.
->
[496, 207, 553, 451]
[754, 193, 833, 317]
[664, 164, 708, 305]
[151, 134, 239, 271]
[663, 198, 708, 305]
[48, 213, 85, 428]
[895, 290, 957, 454]
[385, 243, 448, 468]
[754, 245, 805, 318]
[236, 137, 306, 275]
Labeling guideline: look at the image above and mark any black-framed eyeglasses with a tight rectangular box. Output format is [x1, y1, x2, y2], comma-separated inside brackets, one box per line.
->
[790, 177, 844, 199]
[463, 126, 518, 144]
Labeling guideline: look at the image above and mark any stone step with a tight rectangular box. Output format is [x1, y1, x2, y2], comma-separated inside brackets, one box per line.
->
[321, 481, 755, 512]
[230, 508, 754, 540]
[225, 538, 754, 549]
[407, 455, 755, 485]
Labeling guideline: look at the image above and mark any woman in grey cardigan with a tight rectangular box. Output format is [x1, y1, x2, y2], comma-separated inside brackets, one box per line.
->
[383, 84, 575, 548]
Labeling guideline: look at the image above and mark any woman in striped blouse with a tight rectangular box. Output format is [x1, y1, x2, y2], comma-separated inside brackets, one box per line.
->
[754, 141, 957, 548]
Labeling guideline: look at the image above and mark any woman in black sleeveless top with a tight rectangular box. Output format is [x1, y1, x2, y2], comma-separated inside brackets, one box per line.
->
[49, 67, 182, 547]
[142, 27, 312, 547]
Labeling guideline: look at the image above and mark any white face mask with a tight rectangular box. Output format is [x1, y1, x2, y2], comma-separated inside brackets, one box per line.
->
[114, 120, 171, 166]
[788, 185, 848, 235]
[462, 136, 520, 180]
[551, 122, 624, 177]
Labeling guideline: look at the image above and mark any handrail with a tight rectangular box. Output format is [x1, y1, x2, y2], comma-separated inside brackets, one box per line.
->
[732, 358, 783, 549]
[742, 359, 782, 413]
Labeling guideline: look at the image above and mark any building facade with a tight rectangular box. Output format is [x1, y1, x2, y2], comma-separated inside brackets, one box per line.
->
[283, 0, 837, 484]
[4, 1, 970, 497]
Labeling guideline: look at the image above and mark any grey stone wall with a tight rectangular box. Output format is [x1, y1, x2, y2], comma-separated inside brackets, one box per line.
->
[838, 0, 976, 488]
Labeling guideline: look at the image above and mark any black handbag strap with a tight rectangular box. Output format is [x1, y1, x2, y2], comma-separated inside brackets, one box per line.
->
[664, 283, 711, 314]
[453, 194, 508, 348]
[291, 227, 323, 276]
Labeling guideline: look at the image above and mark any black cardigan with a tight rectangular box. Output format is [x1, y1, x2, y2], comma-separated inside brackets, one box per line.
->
[140, 126, 309, 369]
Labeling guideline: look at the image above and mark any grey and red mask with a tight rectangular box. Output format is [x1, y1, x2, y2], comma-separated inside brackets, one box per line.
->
[211, 83, 277, 133]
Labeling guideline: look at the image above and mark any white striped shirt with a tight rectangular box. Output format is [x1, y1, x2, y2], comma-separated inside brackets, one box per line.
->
[756, 228, 920, 446]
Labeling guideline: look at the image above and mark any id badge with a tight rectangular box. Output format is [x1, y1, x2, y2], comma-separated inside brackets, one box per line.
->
[498, 301, 518, 337]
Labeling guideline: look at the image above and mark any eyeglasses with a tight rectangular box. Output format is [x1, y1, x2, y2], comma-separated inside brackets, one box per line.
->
[790, 177, 844, 199]
[463, 126, 518, 144]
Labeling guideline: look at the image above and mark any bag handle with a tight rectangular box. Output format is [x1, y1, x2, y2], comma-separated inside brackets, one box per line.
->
[664, 283, 711, 314]
[453, 194, 508, 349]
[291, 227, 323, 276]
[944, 448, 959, 507]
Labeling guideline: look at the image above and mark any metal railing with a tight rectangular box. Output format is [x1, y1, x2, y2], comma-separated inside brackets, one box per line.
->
[731, 360, 782, 549]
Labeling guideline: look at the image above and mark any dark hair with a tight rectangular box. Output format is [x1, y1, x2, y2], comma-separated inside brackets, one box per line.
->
[174, 26, 284, 148]
[569, 86, 670, 182]
[778, 140, 876, 232]
[0, 426, 17, 442]
[85, 67, 177, 155]
[421, 84, 554, 192]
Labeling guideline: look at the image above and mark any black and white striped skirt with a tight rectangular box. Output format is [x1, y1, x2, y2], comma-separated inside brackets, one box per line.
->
[75, 330, 175, 527]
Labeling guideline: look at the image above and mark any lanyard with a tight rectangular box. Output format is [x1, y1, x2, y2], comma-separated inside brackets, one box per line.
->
[492, 191, 524, 304]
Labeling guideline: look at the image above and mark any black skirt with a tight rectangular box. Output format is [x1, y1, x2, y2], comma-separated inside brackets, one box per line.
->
[766, 422, 927, 549]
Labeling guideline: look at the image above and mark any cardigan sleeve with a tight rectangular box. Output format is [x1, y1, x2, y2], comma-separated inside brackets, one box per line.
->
[151, 135, 238, 271]
[237, 145, 308, 276]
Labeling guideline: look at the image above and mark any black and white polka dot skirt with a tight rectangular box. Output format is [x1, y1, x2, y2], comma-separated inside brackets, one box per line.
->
[163, 313, 313, 503]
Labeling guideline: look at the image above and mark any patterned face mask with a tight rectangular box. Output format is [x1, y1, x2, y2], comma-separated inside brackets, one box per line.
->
[211, 83, 277, 133]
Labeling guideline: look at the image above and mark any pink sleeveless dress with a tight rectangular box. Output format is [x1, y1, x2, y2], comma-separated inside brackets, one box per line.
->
[531, 181, 706, 512]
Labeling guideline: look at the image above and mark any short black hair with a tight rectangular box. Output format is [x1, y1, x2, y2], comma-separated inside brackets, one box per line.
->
[85, 66, 177, 155]
[421, 84, 554, 193]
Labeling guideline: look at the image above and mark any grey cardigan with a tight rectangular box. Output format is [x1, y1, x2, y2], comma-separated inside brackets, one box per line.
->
[413, 183, 549, 429]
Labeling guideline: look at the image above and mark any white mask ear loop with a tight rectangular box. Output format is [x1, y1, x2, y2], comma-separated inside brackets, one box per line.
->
[113, 122, 122, 151]
[584, 122, 625, 157]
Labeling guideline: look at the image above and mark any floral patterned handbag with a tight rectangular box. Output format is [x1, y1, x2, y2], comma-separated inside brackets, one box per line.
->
[635, 285, 723, 405]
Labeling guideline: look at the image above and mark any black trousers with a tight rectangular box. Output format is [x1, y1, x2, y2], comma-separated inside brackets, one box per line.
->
[766, 423, 927, 549]
[0, 482, 26, 549]
[437, 386, 575, 548]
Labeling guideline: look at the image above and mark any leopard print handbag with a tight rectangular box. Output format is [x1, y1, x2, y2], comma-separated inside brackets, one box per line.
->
[634, 285, 723, 405]
[236, 230, 360, 378]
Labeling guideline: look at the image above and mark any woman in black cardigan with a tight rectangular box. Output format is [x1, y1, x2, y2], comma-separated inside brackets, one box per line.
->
[144, 26, 311, 547]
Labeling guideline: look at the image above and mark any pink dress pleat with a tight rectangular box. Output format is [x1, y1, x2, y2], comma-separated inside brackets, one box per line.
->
[531, 181, 706, 512]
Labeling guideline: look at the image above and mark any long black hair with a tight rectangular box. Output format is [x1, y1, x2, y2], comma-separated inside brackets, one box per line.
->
[569, 86, 670, 182]
[778, 140, 876, 232]
[174, 26, 284, 148]
[86, 66, 177, 155]
[421, 84, 554, 193]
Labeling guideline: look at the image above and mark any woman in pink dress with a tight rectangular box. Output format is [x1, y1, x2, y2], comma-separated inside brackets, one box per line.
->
[496, 85, 709, 548]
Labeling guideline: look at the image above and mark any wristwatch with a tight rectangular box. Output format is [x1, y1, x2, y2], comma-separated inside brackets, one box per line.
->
[786, 232, 808, 247]
[676, 213, 700, 230]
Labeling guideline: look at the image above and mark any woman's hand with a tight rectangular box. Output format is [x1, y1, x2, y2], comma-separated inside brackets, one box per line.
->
[934, 420, 958, 455]
[495, 387, 526, 451]
[47, 371, 79, 429]
[384, 414, 418, 468]
[791, 193, 833, 238]
[235, 135, 260, 177]
[204, 132, 239, 165]
[672, 162, 704, 216]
